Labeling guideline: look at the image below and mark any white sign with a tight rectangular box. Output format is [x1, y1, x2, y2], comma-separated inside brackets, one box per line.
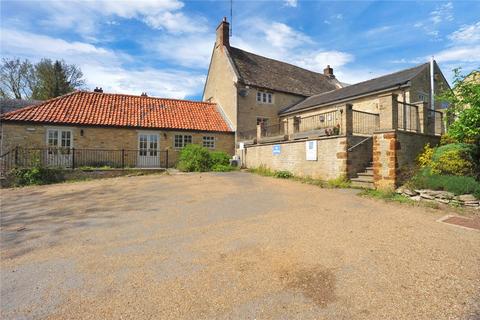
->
[306, 140, 317, 161]
[239, 142, 245, 150]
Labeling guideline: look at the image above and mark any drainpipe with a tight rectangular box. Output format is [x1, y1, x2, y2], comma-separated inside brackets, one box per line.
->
[430, 56, 435, 110]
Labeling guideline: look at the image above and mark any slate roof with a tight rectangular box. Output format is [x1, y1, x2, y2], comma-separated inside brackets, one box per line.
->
[228, 47, 339, 97]
[1, 91, 233, 133]
[0, 98, 41, 114]
[281, 62, 429, 114]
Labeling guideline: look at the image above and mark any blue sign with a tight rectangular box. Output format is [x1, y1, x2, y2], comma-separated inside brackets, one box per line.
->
[273, 144, 281, 155]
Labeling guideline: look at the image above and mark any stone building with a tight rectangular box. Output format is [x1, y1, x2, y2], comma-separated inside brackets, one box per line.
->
[203, 18, 343, 142]
[202, 19, 450, 189]
[1, 91, 234, 169]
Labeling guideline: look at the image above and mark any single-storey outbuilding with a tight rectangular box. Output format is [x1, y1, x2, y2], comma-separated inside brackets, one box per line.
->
[0, 91, 234, 169]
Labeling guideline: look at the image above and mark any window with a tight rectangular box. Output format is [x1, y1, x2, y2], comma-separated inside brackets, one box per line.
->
[174, 135, 192, 148]
[47, 128, 72, 154]
[256, 91, 273, 104]
[203, 136, 215, 149]
[418, 92, 429, 102]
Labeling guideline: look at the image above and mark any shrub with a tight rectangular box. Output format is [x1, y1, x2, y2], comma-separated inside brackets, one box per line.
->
[11, 167, 64, 186]
[210, 151, 230, 166]
[212, 164, 236, 172]
[274, 170, 293, 179]
[176, 144, 212, 172]
[411, 168, 480, 198]
[431, 143, 478, 176]
[439, 134, 458, 146]
[416, 143, 434, 168]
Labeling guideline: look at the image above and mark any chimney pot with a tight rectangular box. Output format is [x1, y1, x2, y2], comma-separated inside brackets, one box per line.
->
[216, 17, 230, 50]
[323, 65, 334, 78]
[93, 87, 103, 93]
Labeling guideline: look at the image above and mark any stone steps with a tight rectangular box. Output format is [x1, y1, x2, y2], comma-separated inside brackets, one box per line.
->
[351, 161, 374, 189]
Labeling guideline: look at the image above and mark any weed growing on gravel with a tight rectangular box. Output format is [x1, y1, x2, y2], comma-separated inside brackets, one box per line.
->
[359, 189, 415, 204]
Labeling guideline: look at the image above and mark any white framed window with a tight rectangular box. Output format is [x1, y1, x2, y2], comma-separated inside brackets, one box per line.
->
[138, 133, 159, 156]
[418, 92, 429, 102]
[202, 136, 215, 149]
[46, 128, 73, 154]
[256, 91, 273, 104]
[174, 134, 192, 148]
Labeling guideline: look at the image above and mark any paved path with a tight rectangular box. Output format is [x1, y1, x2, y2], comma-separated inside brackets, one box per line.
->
[1, 172, 479, 319]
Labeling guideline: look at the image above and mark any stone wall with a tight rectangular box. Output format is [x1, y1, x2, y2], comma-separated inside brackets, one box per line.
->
[347, 135, 373, 178]
[1, 123, 235, 167]
[373, 129, 440, 190]
[244, 135, 348, 180]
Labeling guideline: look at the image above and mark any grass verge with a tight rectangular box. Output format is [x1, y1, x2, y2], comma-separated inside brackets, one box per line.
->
[247, 165, 351, 189]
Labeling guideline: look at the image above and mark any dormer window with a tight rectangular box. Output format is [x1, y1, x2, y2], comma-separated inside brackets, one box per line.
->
[256, 91, 273, 104]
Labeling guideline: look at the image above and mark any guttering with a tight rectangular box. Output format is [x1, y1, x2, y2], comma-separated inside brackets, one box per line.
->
[279, 83, 411, 116]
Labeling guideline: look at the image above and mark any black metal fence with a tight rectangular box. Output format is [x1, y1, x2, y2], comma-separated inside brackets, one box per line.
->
[397, 102, 419, 132]
[261, 122, 286, 138]
[427, 109, 444, 136]
[353, 110, 379, 135]
[0, 147, 169, 174]
[292, 110, 339, 133]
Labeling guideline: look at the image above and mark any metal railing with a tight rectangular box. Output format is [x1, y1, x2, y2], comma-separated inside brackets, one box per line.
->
[293, 110, 339, 133]
[0, 147, 169, 175]
[237, 128, 257, 141]
[397, 101, 419, 132]
[427, 109, 444, 136]
[352, 110, 379, 135]
[261, 122, 286, 138]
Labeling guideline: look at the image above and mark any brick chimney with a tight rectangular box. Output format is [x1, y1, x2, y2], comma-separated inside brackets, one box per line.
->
[323, 65, 334, 78]
[216, 17, 230, 50]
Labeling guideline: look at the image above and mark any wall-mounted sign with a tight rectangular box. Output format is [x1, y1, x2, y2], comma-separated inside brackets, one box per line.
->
[273, 144, 281, 155]
[306, 140, 317, 161]
[239, 142, 245, 150]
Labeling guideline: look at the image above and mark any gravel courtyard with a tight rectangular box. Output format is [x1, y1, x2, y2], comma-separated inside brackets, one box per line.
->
[1, 172, 479, 319]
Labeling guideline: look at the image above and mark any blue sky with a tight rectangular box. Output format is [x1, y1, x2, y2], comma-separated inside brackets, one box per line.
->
[1, 0, 479, 100]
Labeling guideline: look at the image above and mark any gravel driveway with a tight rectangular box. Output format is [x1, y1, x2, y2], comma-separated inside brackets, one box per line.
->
[1, 172, 479, 319]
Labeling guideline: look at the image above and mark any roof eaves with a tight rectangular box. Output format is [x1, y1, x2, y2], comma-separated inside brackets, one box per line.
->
[279, 83, 411, 115]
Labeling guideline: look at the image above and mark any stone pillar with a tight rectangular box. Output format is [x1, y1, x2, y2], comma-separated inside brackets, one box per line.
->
[340, 103, 353, 135]
[378, 93, 398, 130]
[416, 101, 428, 134]
[256, 124, 262, 142]
[373, 130, 399, 190]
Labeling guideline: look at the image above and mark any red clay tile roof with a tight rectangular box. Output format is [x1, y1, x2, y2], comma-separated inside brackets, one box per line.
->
[1, 91, 233, 133]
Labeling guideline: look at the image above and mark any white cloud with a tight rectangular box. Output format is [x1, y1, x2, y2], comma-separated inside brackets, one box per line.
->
[284, 0, 298, 7]
[40, 0, 206, 38]
[434, 45, 480, 63]
[430, 2, 453, 25]
[448, 21, 480, 44]
[150, 34, 215, 68]
[264, 22, 312, 49]
[295, 51, 354, 72]
[0, 28, 205, 98]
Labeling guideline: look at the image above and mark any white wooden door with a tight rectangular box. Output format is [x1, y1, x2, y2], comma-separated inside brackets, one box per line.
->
[46, 128, 73, 167]
[137, 133, 160, 168]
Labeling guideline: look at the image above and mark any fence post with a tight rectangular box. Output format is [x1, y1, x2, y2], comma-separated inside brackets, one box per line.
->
[165, 149, 168, 169]
[71, 148, 75, 170]
[121, 149, 125, 169]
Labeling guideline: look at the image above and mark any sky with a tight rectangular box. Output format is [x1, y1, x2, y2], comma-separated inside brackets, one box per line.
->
[1, 0, 479, 100]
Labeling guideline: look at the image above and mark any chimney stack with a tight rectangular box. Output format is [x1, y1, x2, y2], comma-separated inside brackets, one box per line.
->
[323, 65, 334, 78]
[93, 87, 103, 93]
[141, 92, 148, 97]
[216, 17, 230, 50]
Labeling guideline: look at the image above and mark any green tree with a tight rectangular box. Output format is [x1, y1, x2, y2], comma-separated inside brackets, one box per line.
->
[437, 68, 480, 143]
[32, 59, 85, 100]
